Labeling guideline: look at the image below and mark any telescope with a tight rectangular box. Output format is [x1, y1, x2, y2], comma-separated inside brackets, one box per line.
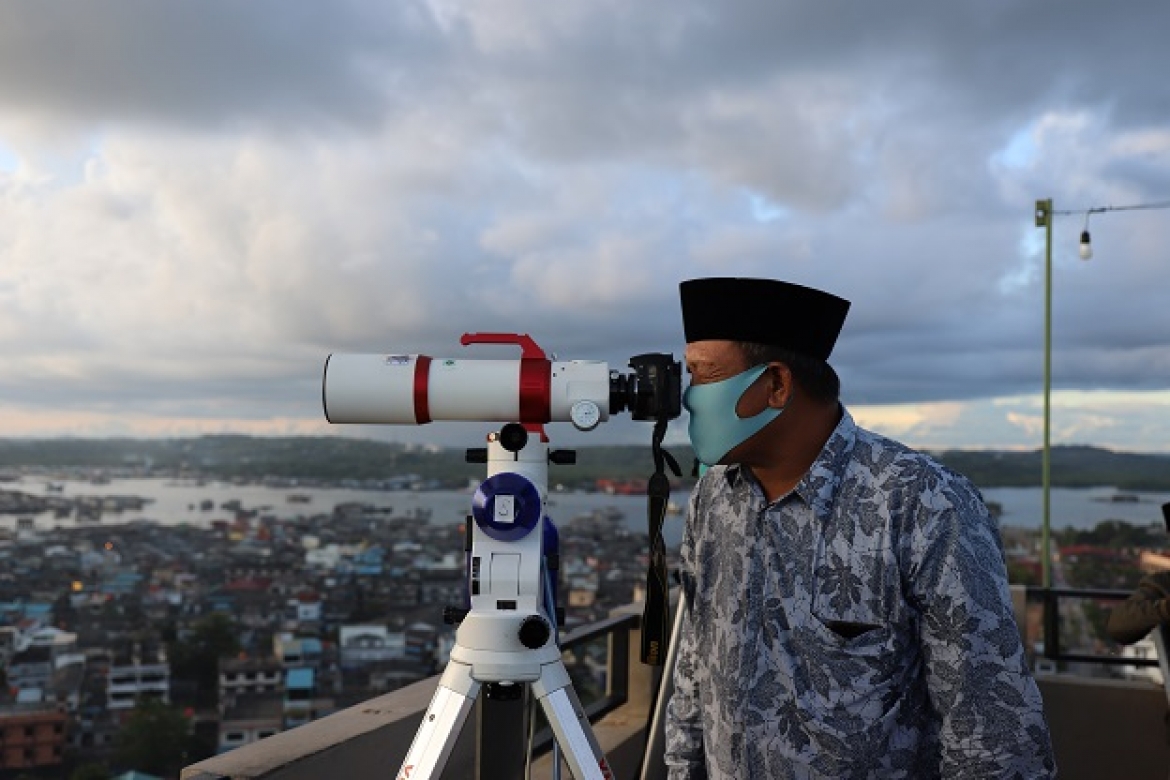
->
[322, 332, 681, 431]
[322, 333, 681, 779]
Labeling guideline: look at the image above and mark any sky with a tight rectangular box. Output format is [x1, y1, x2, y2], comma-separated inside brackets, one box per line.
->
[1, 0, 1170, 453]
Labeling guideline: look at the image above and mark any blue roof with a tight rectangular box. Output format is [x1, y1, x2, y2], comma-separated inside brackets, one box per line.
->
[286, 668, 314, 689]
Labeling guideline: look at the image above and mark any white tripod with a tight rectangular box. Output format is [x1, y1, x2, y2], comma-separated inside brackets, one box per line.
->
[396, 423, 613, 780]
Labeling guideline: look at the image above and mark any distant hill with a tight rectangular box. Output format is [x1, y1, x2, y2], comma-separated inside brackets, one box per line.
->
[0, 436, 1169, 491]
[0, 435, 683, 489]
[931, 445, 1170, 491]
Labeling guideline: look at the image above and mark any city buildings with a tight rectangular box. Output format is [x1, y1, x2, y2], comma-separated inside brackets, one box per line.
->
[0, 480, 663, 774]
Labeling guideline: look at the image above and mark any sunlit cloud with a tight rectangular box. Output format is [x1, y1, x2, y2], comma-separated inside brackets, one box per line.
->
[1, 1, 1169, 449]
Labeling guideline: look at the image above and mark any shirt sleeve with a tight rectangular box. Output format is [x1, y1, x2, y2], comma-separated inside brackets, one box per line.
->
[1107, 576, 1170, 645]
[663, 485, 707, 780]
[906, 471, 1057, 778]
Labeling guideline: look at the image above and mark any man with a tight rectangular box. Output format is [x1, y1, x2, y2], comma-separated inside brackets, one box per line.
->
[1106, 505, 1170, 646]
[1106, 546, 1170, 778]
[664, 277, 1055, 779]
[1107, 569, 1170, 646]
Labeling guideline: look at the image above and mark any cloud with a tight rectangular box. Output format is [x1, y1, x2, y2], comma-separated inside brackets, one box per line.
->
[0, 1, 434, 132]
[1, 0, 1169, 449]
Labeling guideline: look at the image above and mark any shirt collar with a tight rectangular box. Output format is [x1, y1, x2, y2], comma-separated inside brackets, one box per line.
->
[720, 406, 858, 521]
[797, 407, 858, 522]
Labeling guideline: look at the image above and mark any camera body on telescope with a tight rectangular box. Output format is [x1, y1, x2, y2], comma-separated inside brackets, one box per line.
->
[322, 332, 681, 431]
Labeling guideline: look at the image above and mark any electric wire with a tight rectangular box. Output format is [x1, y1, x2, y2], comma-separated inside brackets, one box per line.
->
[1051, 200, 1170, 217]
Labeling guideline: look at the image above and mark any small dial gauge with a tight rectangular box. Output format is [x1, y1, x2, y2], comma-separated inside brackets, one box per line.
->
[570, 400, 602, 431]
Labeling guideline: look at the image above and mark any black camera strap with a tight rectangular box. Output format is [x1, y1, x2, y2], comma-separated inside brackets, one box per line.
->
[641, 417, 681, 665]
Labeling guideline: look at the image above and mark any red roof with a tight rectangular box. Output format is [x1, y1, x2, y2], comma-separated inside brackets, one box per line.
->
[223, 577, 272, 592]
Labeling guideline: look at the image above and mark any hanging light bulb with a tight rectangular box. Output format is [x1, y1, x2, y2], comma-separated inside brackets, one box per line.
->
[1079, 213, 1093, 260]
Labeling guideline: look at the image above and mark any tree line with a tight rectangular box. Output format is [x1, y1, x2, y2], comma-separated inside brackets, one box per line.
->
[1, 436, 1170, 490]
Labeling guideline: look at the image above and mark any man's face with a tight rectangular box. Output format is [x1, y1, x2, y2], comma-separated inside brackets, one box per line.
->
[684, 340, 770, 418]
[683, 339, 786, 468]
[684, 340, 749, 386]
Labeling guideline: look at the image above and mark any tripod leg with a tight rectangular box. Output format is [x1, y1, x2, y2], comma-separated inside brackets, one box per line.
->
[397, 662, 481, 780]
[533, 661, 613, 780]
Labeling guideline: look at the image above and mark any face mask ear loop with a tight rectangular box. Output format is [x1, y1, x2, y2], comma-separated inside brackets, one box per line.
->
[735, 364, 791, 420]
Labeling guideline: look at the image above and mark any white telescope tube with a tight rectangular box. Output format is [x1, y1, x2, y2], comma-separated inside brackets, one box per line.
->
[322, 354, 611, 425]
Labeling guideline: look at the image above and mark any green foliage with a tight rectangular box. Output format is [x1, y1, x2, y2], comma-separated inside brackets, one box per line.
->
[167, 611, 241, 707]
[1082, 601, 1114, 648]
[1006, 560, 1041, 587]
[1050, 519, 1164, 590]
[935, 445, 1170, 490]
[3, 435, 1170, 489]
[0, 434, 698, 489]
[1054, 520, 1164, 549]
[113, 698, 194, 778]
[68, 763, 111, 780]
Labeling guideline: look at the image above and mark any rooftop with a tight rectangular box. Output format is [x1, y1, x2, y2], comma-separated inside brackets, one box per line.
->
[183, 592, 1170, 780]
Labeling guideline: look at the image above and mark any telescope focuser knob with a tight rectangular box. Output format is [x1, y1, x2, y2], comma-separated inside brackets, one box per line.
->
[548, 449, 576, 465]
[518, 615, 551, 649]
[498, 423, 529, 453]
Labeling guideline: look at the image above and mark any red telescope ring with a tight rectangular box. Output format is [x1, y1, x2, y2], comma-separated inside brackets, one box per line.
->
[413, 355, 433, 424]
[459, 333, 552, 435]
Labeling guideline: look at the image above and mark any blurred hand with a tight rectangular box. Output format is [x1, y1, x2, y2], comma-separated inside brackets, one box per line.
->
[1146, 570, 1170, 597]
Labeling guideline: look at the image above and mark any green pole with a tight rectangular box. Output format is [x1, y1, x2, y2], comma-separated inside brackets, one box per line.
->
[1035, 199, 1053, 590]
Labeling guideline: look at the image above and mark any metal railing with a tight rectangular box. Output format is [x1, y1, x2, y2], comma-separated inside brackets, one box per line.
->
[531, 611, 638, 753]
[473, 610, 642, 778]
[1029, 586, 1160, 667]
[182, 608, 652, 780]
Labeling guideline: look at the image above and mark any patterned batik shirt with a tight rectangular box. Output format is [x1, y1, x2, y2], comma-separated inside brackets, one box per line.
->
[664, 410, 1056, 779]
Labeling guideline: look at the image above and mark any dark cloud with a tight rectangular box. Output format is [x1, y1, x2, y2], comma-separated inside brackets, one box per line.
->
[1, 0, 1170, 447]
[0, 1, 443, 128]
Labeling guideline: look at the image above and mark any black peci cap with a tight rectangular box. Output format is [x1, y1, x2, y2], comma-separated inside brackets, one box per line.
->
[679, 277, 851, 361]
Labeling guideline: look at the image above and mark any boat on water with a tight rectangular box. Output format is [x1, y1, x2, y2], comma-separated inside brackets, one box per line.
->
[1093, 493, 1142, 504]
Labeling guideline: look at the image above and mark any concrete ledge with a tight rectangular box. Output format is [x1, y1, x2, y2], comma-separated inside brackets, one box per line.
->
[184, 607, 656, 780]
[1037, 673, 1170, 780]
[183, 672, 652, 780]
[181, 677, 471, 780]
[186, 650, 1170, 780]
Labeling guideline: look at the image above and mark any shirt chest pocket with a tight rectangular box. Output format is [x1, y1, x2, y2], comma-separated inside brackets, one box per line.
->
[810, 587, 890, 645]
[789, 566, 912, 730]
[807, 540, 902, 644]
[791, 603, 906, 734]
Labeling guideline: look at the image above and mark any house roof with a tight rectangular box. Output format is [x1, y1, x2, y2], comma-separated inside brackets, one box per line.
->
[286, 668, 314, 690]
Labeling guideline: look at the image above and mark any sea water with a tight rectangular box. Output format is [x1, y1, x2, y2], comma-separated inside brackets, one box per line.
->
[5, 476, 1170, 548]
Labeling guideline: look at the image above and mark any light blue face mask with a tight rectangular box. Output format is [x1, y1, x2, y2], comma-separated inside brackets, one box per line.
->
[683, 364, 786, 468]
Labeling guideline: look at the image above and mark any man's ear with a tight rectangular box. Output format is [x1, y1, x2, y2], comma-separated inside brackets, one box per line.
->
[767, 362, 794, 409]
